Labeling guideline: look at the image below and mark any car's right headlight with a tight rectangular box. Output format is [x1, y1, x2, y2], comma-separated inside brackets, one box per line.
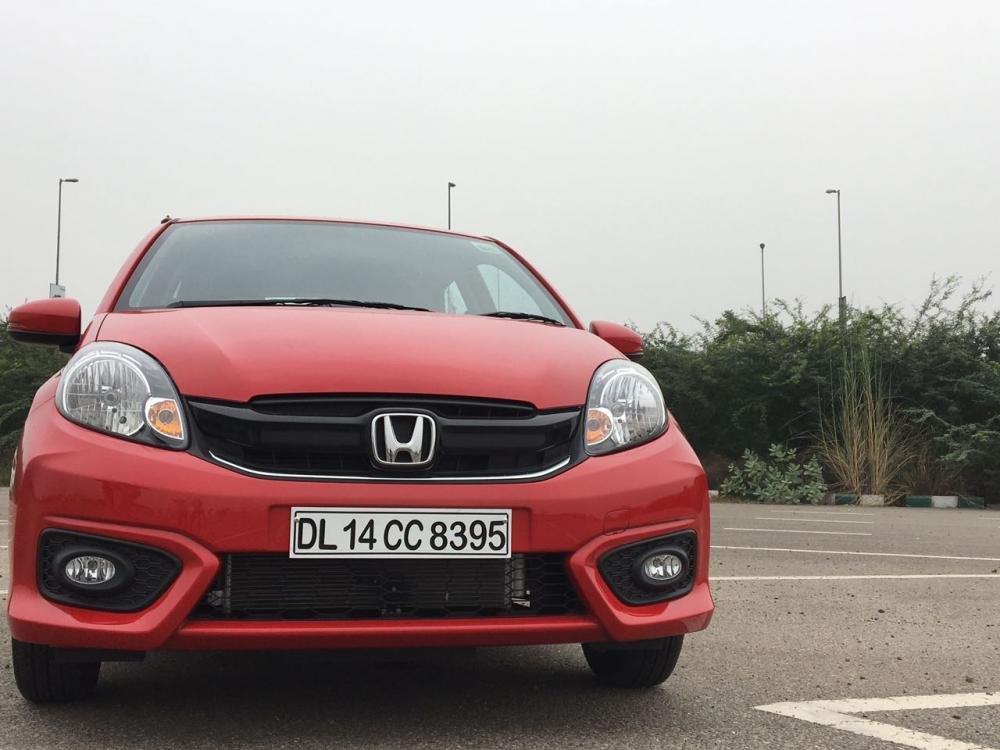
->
[56, 342, 187, 449]
[585, 360, 667, 455]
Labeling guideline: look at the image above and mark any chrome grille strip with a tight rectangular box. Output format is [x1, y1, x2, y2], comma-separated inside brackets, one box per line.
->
[207, 451, 573, 482]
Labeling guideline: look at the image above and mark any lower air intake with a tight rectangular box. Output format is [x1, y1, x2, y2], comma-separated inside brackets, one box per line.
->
[193, 553, 584, 620]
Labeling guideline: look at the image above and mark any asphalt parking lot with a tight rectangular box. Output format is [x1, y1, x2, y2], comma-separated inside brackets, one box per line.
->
[1, 488, 997, 749]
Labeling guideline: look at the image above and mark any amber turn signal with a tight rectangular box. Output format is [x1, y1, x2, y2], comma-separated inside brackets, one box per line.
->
[585, 407, 614, 446]
[145, 397, 184, 440]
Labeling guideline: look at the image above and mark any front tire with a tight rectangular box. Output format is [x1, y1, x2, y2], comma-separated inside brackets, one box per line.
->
[582, 635, 683, 688]
[11, 639, 101, 703]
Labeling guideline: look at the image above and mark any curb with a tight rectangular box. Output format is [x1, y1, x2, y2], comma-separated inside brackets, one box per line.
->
[905, 495, 985, 509]
[709, 492, 992, 510]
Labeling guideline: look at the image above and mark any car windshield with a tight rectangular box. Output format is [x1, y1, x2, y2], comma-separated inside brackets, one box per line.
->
[117, 220, 573, 325]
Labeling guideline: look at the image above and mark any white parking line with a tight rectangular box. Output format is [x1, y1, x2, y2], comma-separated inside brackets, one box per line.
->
[756, 517, 874, 524]
[757, 692, 1000, 750]
[710, 573, 1000, 583]
[722, 527, 872, 536]
[711, 545, 1000, 562]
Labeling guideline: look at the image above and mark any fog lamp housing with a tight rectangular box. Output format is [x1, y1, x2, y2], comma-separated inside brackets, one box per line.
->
[635, 548, 688, 588]
[597, 531, 697, 605]
[65, 555, 117, 585]
[52, 546, 133, 595]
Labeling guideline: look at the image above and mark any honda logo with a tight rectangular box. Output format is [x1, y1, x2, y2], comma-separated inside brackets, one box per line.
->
[371, 413, 437, 467]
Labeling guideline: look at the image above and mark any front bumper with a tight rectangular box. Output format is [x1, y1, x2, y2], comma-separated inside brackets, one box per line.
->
[8, 397, 714, 651]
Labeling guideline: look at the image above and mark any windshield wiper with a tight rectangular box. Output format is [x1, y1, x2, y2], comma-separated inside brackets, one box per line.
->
[479, 311, 565, 326]
[165, 298, 431, 312]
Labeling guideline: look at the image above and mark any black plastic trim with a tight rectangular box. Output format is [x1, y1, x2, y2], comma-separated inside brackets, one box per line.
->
[37, 530, 181, 613]
[192, 553, 585, 621]
[185, 394, 585, 483]
[7, 328, 80, 351]
[597, 531, 697, 606]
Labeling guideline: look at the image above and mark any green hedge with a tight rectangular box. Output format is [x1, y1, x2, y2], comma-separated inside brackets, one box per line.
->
[0, 317, 68, 485]
[641, 277, 1000, 501]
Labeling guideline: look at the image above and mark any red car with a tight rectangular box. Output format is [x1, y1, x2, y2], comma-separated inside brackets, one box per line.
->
[6, 218, 713, 702]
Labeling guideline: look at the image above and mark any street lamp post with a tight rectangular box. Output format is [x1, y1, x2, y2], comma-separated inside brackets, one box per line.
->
[825, 188, 846, 328]
[447, 182, 456, 229]
[55, 178, 79, 294]
[757, 242, 767, 317]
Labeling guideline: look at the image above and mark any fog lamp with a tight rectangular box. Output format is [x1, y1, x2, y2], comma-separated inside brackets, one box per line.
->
[636, 549, 687, 588]
[64, 555, 117, 586]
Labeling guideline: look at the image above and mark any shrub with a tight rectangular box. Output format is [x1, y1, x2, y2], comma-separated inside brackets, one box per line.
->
[719, 444, 827, 504]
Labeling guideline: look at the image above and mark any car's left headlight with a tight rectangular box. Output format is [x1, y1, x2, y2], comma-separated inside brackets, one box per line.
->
[585, 360, 667, 455]
[56, 342, 187, 449]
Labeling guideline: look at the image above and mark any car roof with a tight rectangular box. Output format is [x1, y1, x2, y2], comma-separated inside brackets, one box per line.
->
[170, 216, 496, 243]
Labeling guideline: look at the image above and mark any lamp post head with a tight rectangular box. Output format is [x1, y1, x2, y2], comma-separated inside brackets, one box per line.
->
[448, 182, 456, 189]
[61, 178, 80, 184]
[760, 243, 765, 250]
[825, 188, 839, 194]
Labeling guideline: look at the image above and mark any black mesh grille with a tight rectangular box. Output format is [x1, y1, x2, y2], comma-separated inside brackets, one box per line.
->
[187, 395, 580, 480]
[248, 396, 535, 420]
[38, 530, 181, 612]
[597, 531, 697, 606]
[193, 553, 584, 620]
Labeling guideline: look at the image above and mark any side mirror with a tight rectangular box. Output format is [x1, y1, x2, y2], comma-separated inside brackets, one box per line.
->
[589, 321, 643, 360]
[7, 297, 82, 352]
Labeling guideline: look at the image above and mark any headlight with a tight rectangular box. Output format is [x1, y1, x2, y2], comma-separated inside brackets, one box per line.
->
[585, 360, 666, 455]
[56, 342, 187, 449]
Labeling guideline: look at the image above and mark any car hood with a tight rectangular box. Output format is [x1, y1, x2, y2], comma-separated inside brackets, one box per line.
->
[96, 308, 620, 408]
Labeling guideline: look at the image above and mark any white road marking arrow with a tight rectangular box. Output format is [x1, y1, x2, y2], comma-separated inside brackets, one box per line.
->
[757, 692, 1000, 750]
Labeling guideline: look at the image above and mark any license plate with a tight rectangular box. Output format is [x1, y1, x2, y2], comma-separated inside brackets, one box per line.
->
[289, 507, 512, 559]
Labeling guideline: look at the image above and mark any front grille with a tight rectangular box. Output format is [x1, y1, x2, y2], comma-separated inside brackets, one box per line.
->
[598, 531, 697, 606]
[38, 530, 181, 612]
[187, 395, 581, 480]
[192, 553, 584, 620]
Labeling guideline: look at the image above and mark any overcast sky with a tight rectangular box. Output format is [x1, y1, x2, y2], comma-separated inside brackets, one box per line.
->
[2, 0, 998, 331]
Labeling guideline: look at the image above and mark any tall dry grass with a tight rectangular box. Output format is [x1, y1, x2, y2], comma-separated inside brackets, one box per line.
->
[899, 444, 962, 496]
[816, 347, 918, 500]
